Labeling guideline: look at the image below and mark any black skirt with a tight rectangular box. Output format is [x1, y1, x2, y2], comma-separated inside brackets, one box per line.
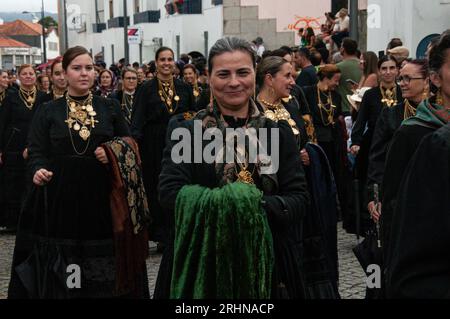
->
[0, 152, 27, 229]
[8, 155, 149, 299]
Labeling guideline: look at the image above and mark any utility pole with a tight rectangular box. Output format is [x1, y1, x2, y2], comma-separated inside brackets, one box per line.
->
[349, 0, 359, 42]
[123, 0, 129, 65]
[41, 0, 47, 63]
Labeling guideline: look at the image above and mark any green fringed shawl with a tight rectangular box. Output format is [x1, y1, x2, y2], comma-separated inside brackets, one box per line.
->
[170, 182, 274, 299]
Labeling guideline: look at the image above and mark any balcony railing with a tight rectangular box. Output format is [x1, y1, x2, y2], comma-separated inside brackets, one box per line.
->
[107, 16, 130, 29]
[134, 10, 161, 24]
[92, 23, 106, 33]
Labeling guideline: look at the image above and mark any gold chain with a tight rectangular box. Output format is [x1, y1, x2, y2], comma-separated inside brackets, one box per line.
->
[258, 96, 300, 135]
[158, 78, 180, 114]
[233, 147, 255, 185]
[52, 88, 66, 100]
[380, 84, 397, 107]
[65, 92, 98, 155]
[317, 86, 336, 126]
[19, 86, 37, 109]
[403, 99, 417, 120]
[193, 82, 200, 99]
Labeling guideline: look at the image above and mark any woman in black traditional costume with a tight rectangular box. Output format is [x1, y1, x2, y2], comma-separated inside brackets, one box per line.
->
[255, 56, 339, 298]
[48, 57, 67, 100]
[154, 37, 309, 299]
[381, 33, 450, 297]
[7, 46, 149, 299]
[94, 69, 116, 98]
[131, 46, 194, 248]
[0, 64, 51, 232]
[110, 67, 138, 126]
[183, 63, 209, 110]
[348, 56, 401, 235]
[368, 59, 430, 226]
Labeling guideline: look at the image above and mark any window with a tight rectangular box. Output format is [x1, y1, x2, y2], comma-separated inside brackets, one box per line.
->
[96, 0, 105, 23]
[15, 55, 25, 65]
[135, 0, 140, 13]
[109, 0, 114, 19]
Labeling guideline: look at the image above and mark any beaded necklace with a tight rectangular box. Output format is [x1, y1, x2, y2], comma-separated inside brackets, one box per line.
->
[158, 77, 180, 114]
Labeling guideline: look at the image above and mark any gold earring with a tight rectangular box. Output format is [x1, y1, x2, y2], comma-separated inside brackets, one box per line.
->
[436, 88, 443, 105]
[422, 87, 429, 100]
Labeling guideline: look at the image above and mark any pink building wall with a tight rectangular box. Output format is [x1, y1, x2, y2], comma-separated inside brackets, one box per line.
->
[240, 0, 368, 44]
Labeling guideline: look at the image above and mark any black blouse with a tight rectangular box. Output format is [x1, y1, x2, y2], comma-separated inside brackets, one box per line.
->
[130, 78, 194, 140]
[27, 95, 130, 175]
[302, 85, 343, 142]
[351, 86, 402, 146]
[0, 88, 51, 154]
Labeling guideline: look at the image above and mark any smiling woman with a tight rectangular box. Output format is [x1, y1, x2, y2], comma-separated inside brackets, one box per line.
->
[154, 37, 310, 299]
[8, 46, 150, 299]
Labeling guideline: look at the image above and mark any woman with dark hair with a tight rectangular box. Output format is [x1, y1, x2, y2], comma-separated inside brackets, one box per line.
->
[131, 46, 194, 249]
[348, 55, 401, 235]
[304, 27, 316, 49]
[0, 64, 50, 232]
[7, 46, 149, 299]
[109, 67, 138, 126]
[36, 74, 51, 94]
[182, 63, 209, 110]
[154, 37, 309, 299]
[256, 55, 339, 298]
[358, 51, 379, 89]
[94, 69, 116, 98]
[302, 64, 344, 286]
[384, 31, 450, 298]
[368, 58, 430, 226]
[48, 57, 67, 100]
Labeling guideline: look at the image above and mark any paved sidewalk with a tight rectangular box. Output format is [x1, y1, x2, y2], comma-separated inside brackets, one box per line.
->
[0, 222, 365, 299]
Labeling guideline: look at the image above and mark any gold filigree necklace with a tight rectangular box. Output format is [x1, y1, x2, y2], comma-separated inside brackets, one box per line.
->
[234, 146, 255, 185]
[380, 84, 397, 107]
[317, 86, 336, 126]
[158, 78, 180, 114]
[121, 91, 134, 124]
[53, 88, 66, 100]
[193, 82, 200, 98]
[258, 96, 300, 135]
[65, 92, 98, 155]
[19, 86, 37, 109]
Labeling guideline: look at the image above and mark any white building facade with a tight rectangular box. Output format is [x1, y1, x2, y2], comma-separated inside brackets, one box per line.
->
[367, 0, 450, 57]
[65, 0, 223, 65]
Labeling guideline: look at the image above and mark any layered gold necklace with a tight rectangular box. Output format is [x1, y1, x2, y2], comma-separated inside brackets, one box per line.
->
[193, 82, 200, 98]
[53, 88, 66, 100]
[380, 84, 397, 107]
[65, 92, 98, 153]
[258, 96, 300, 135]
[403, 99, 417, 120]
[19, 86, 37, 109]
[158, 78, 180, 114]
[317, 86, 336, 126]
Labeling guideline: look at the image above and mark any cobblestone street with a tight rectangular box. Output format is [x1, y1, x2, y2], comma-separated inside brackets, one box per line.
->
[0, 222, 366, 299]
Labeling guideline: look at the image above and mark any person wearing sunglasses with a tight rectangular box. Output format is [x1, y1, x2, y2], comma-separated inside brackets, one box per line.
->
[110, 67, 138, 126]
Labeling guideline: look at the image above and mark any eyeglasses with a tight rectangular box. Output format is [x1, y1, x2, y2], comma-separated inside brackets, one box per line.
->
[397, 75, 424, 84]
[125, 77, 137, 81]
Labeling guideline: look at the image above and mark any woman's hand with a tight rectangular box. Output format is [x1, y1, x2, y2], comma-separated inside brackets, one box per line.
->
[33, 168, 53, 186]
[23, 148, 28, 160]
[95, 147, 109, 164]
[350, 145, 360, 156]
[368, 201, 382, 223]
[300, 149, 310, 166]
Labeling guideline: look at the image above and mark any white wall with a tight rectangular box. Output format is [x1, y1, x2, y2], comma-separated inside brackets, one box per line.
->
[367, 0, 450, 57]
[46, 30, 60, 59]
[66, 0, 223, 65]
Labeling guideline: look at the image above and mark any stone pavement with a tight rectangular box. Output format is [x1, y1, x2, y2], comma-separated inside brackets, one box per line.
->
[0, 222, 365, 299]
